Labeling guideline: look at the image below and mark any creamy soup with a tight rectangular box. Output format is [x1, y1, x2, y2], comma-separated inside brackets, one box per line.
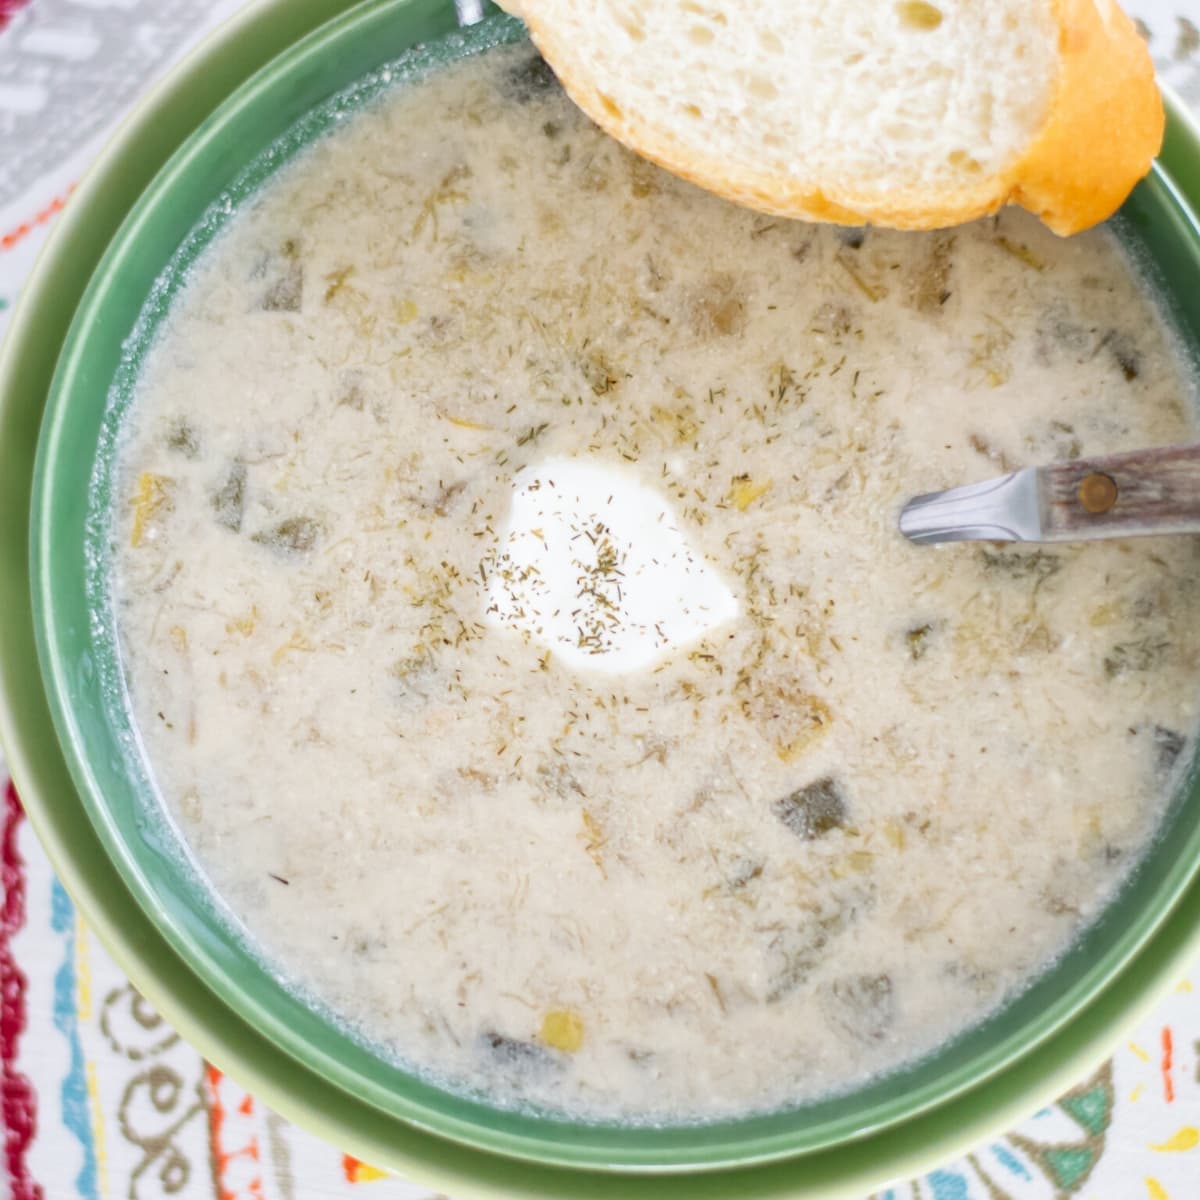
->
[110, 37, 1200, 1120]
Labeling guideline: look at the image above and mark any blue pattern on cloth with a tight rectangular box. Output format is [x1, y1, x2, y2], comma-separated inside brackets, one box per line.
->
[51, 878, 99, 1200]
[991, 1142, 1032, 1180]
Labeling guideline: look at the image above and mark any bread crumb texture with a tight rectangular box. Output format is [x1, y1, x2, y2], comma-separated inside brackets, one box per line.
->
[501, 0, 1163, 234]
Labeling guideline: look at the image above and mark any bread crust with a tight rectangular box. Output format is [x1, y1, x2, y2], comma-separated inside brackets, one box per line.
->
[1009, 0, 1163, 234]
[502, 0, 1163, 235]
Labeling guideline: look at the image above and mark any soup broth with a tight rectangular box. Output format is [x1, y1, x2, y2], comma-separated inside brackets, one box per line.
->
[110, 41, 1200, 1119]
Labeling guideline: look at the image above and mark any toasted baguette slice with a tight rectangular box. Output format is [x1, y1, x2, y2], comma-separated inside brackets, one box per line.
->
[496, 0, 1163, 235]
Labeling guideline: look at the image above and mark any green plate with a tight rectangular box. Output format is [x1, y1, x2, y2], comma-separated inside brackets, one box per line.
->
[4, 0, 1200, 1192]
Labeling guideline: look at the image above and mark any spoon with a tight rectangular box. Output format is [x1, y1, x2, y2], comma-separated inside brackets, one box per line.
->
[899, 443, 1200, 545]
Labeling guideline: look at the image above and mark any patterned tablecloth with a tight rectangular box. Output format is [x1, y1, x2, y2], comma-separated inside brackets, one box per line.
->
[2, 3, 1200, 1198]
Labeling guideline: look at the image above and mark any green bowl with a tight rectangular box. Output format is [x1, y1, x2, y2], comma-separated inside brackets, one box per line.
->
[4, 0, 1200, 1193]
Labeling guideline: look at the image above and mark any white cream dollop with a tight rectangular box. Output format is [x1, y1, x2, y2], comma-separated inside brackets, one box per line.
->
[484, 457, 738, 672]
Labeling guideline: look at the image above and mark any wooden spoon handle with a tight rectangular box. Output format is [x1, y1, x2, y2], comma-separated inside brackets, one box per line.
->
[1041, 443, 1200, 540]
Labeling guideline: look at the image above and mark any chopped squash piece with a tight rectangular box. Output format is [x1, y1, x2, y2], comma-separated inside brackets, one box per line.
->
[540, 1010, 585, 1053]
[211, 462, 247, 532]
[774, 776, 846, 839]
[252, 516, 323, 554]
[130, 472, 174, 547]
[728, 475, 772, 511]
[775, 693, 832, 762]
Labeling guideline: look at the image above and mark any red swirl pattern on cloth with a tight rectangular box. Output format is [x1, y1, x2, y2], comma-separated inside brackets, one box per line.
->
[1, 783, 40, 1200]
[0, 1, 33, 34]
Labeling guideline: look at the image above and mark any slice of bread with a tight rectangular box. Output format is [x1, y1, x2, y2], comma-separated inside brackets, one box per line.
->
[495, 0, 1163, 235]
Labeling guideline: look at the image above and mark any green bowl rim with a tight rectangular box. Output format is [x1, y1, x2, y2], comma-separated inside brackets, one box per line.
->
[2, 0, 1200, 1190]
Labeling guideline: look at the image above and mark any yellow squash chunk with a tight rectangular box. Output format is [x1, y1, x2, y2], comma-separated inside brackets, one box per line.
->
[728, 475, 772, 511]
[540, 1010, 585, 1053]
[129, 472, 174, 547]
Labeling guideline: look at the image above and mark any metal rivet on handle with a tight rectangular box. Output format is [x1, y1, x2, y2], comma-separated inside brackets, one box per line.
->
[1078, 472, 1118, 514]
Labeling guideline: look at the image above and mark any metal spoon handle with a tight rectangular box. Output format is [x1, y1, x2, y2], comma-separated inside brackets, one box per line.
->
[900, 443, 1200, 545]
